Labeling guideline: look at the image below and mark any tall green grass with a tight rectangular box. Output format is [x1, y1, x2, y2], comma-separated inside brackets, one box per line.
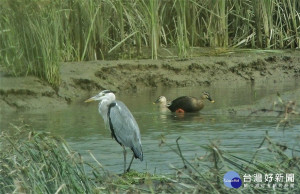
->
[0, 1, 62, 87]
[0, 125, 101, 193]
[1, 0, 299, 86]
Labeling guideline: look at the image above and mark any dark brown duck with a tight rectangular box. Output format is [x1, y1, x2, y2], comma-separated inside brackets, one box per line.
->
[167, 92, 215, 113]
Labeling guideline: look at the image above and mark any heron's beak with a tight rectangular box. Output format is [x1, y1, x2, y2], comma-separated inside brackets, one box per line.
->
[84, 98, 95, 103]
[210, 100, 215, 103]
[85, 95, 98, 103]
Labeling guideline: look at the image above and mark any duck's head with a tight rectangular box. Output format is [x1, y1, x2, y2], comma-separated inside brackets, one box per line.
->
[202, 92, 215, 103]
[154, 96, 167, 104]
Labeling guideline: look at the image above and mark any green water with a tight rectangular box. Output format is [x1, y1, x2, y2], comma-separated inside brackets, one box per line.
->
[1, 80, 300, 174]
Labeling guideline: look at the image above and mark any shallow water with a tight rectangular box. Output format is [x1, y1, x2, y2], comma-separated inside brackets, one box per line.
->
[1, 80, 300, 174]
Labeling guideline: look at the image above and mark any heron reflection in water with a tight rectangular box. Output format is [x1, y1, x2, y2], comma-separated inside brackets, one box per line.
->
[85, 90, 143, 173]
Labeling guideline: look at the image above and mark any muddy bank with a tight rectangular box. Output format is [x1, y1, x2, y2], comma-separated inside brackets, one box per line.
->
[1, 51, 300, 112]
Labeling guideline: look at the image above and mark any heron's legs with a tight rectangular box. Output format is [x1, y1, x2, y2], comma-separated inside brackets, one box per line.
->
[126, 154, 135, 172]
[122, 146, 126, 174]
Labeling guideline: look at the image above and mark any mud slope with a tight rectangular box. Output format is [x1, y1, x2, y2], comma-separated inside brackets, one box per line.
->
[1, 51, 300, 112]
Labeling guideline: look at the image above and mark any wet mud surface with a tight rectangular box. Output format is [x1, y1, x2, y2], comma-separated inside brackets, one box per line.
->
[1, 51, 300, 113]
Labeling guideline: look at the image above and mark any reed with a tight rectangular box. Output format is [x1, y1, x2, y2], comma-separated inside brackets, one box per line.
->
[0, 1, 61, 87]
[0, 125, 100, 193]
[172, 133, 300, 193]
[1, 0, 299, 85]
[174, 0, 189, 58]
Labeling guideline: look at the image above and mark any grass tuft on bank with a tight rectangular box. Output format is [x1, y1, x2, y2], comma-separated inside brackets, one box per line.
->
[0, 124, 100, 193]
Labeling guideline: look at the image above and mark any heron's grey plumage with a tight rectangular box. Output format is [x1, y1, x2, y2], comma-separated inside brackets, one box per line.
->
[85, 90, 143, 173]
[108, 101, 143, 160]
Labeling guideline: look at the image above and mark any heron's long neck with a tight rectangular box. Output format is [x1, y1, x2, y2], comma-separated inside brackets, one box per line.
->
[98, 98, 114, 128]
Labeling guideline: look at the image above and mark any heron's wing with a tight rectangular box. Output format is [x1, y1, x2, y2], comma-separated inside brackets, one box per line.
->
[108, 100, 143, 161]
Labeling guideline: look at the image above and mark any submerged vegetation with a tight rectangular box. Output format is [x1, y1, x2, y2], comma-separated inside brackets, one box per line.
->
[1, 123, 299, 193]
[1, 0, 300, 86]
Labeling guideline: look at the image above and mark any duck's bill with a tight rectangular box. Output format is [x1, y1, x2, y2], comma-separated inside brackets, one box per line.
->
[208, 96, 215, 103]
[153, 100, 160, 104]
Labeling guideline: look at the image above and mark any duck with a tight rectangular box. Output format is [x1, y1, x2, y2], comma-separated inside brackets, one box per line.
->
[155, 92, 214, 113]
[154, 96, 169, 106]
[154, 96, 171, 112]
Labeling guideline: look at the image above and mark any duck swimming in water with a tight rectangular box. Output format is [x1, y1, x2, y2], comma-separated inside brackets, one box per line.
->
[155, 92, 214, 113]
[154, 96, 169, 106]
[154, 96, 171, 112]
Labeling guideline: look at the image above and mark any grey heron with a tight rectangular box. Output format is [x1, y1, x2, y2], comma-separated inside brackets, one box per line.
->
[157, 92, 215, 113]
[85, 90, 143, 173]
